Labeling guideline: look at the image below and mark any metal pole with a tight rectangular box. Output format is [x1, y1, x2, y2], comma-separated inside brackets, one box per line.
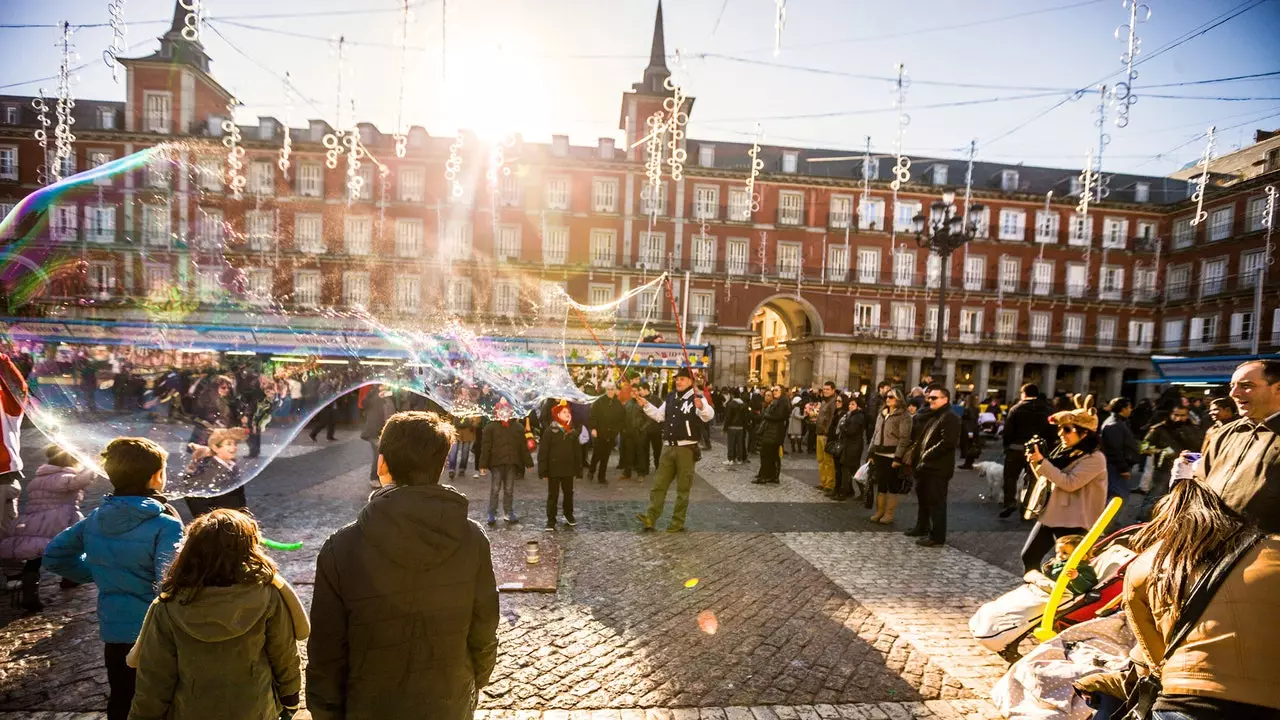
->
[1252, 264, 1263, 356]
[935, 250, 947, 381]
[681, 270, 691, 339]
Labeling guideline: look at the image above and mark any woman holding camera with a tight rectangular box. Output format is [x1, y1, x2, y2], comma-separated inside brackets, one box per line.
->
[1019, 397, 1108, 573]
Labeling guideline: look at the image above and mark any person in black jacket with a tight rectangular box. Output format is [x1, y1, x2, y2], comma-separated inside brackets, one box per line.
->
[306, 412, 499, 720]
[998, 383, 1055, 517]
[721, 389, 748, 466]
[754, 386, 790, 485]
[587, 382, 625, 484]
[539, 401, 583, 529]
[479, 400, 535, 525]
[1099, 397, 1142, 500]
[904, 385, 962, 547]
[833, 395, 868, 501]
[618, 386, 651, 482]
[359, 385, 394, 489]
[746, 387, 764, 454]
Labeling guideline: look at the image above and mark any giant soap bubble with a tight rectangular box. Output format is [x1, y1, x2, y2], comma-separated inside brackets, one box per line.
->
[0, 142, 684, 498]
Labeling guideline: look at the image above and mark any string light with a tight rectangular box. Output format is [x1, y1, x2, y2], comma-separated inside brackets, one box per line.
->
[486, 134, 515, 194]
[178, 0, 201, 42]
[32, 91, 50, 186]
[344, 115, 366, 202]
[889, 63, 912, 253]
[1188, 125, 1216, 226]
[52, 22, 77, 185]
[277, 72, 293, 180]
[774, 0, 787, 57]
[392, 0, 411, 158]
[962, 138, 977, 262]
[103, 0, 127, 83]
[1114, 0, 1150, 128]
[746, 124, 763, 213]
[221, 99, 246, 200]
[859, 136, 872, 229]
[662, 76, 689, 182]
[444, 134, 464, 199]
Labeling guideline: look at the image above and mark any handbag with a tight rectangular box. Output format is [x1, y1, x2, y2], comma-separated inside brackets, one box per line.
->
[1110, 530, 1264, 720]
[1021, 468, 1052, 521]
[826, 436, 845, 459]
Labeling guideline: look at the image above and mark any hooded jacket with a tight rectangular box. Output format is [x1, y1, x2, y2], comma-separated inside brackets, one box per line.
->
[721, 397, 747, 430]
[129, 579, 307, 720]
[0, 463, 97, 562]
[479, 419, 534, 471]
[44, 494, 185, 643]
[306, 484, 500, 720]
[538, 423, 584, 479]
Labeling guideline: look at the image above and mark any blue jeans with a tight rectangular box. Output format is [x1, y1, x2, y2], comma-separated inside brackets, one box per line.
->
[449, 441, 472, 472]
[488, 465, 518, 518]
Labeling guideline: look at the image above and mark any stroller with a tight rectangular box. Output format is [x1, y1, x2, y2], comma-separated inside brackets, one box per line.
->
[969, 524, 1143, 663]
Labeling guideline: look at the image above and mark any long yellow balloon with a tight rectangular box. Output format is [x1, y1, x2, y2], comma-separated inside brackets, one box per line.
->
[1033, 495, 1123, 642]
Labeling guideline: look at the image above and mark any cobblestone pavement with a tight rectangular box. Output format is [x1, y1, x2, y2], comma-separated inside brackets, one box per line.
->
[0, 427, 1049, 718]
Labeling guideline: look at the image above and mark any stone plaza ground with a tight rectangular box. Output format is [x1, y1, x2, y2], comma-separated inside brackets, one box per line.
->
[0, 425, 1138, 719]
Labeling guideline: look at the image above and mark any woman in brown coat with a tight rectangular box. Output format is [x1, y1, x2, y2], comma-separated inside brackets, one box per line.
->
[868, 389, 911, 524]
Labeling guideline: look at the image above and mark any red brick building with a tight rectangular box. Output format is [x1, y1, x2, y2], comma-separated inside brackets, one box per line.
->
[2, 2, 1273, 397]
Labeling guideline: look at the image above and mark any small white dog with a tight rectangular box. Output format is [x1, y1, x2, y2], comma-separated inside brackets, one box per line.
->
[971, 461, 1005, 502]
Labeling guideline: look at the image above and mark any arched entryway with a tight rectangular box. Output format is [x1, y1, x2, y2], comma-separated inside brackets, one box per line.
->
[747, 294, 824, 387]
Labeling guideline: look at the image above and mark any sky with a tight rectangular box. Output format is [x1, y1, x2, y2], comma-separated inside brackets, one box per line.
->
[1, 0, 1279, 177]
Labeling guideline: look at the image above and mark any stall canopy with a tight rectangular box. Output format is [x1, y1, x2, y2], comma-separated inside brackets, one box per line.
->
[1143, 353, 1280, 385]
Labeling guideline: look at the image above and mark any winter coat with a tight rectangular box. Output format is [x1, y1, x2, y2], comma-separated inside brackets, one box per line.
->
[788, 402, 805, 436]
[0, 475, 18, 537]
[43, 494, 185, 644]
[306, 484, 500, 720]
[816, 397, 837, 437]
[0, 464, 96, 562]
[906, 406, 962, 480]
[360, 395, 393, 441]
[758, 397, 791, 446]
[1196, 413, 1280, 533]
[1001, 396, 1056, 452]
[129, 579, 308, 720]
[622, 400, 649, 435]
[870, 408, 912, 459]
[1099, 414, 1142, 474]
[1029, 450, 1108, 529]
[721, 398, 747, 429]
[835, 410, 868, 468]
[479, 420, 534, 471]
[1143, 419, 1206, 470]
[588, 395, 625, 437]
[961, 404, 980, 434]
[453, 416, 481, 444]
[538, 424, 584, 479]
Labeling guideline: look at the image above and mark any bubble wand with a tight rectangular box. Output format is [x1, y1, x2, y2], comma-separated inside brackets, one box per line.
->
[1033, 495, 1122, 642]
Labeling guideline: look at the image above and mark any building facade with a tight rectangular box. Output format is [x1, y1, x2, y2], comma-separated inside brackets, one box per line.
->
[1, 2, 1275, 398]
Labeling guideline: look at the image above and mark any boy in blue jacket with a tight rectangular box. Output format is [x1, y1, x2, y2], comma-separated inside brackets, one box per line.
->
[44, 437, 184, 720]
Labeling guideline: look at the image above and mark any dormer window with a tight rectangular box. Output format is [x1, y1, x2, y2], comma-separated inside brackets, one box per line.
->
[1001, 169, 1019, 193]
[782, 151, 798, 174]
[862, 159, 878, 181]
[98, 107, 115, 129]
[1069, 176, 1083, 196]
[932, 164, 948, 185]
[1134, 182, 1150, 203]
[551, 135, 569, 157]
[698, 145, 715, 168]
[3, 106, 18, 125]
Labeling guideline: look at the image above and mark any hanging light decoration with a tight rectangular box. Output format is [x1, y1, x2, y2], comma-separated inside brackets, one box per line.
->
[1114, 0, 1150, 129]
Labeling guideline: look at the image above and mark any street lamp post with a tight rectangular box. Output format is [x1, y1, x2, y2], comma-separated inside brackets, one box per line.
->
[912, 191, 985, 388]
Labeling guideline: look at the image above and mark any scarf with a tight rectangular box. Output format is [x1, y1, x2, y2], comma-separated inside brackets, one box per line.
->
[1047, 432, 1099, 470]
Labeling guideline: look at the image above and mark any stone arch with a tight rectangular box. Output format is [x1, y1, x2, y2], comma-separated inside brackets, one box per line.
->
[745, 294, 826, 387]
[749, 293, 825, 338]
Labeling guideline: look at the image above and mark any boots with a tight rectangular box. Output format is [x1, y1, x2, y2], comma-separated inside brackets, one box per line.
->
[20, 569, 43, 613]
[870, 493, 886, 523]
[879, 495, 898, 525]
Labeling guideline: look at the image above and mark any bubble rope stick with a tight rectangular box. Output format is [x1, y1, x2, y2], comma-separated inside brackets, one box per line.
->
[662, 275, 690, 364]
[1034, 496, 1122, 642]
[261, 538, 303, 551]
[104, 0, 128, 83]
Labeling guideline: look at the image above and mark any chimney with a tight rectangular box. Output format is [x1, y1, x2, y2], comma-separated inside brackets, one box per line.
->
[598, 138, 615, 160]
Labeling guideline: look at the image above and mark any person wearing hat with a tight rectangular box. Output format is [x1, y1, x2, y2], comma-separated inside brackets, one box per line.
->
[634, 367, 715, 532]
[1019, 395, 1108, 573]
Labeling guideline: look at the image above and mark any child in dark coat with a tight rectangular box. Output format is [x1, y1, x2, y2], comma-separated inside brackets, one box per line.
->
[539, 401, 584, 530]
[182, 427, 249, 518]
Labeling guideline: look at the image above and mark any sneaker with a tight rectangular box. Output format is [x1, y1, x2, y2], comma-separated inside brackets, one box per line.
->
[722, 460, 734, 466]
[915, 538, 944, 548]
[448, 471, 456, 479]
[564, 516, 577, 527]
[473, 472, 481, 479]
[487, 513, 497, 526]
[903, 528, 928, 537]
[544, 523, 556, 531]
[506, 513, 519, 524]
[635, 512, 655, 531]
[998, 505, 1018, 519]
[637, 475, 648, 484]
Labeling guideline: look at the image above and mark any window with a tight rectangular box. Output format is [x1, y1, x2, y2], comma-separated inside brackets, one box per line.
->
[998, 256, 1019, 292]
[0, 202, 16, 232]
[88, 261, 115, 298]
[543, 226, 568, 265]
[1035, 210, 1060, 243]
[444, 221, 473, 260]
[0, 146, 17, 180]
[778, 191, 804, 225]
[726, 187, 749, 222]
[145, 263, 172, 298]
[643, 182, 668, 217]
[50, 204, 77, 241]
[294, 214, 324, 254]
[395, 218, 424, 258]
[294, 270, 322, 308]
[589, 229, 616, 267]
[2, 106, 16, 124]
[691, 291, 714, 322]
[399, 168, 425, 202]
[1200, 258, 1226, 297]
[726, 238, 749, 275]
[394, 275, 421, 313]
[1173, 217, 1194, 249]
[1134, 182, 1150, 203]
[1068, 214, 1092, 246]
[892, 249, 915, 287]
[592, 178, 619, 213]
[344, 216, 372, 256]
[1069, 176, 1084, 197]
[931, 164, 948, 185]
[196, 271, 223, 303]
[694, 185, 719, 220]
[1102, 217, 1128, 249]
[1066, 263, 1087, 298]
[924, 307, 951, 341]
[1208, 206, 1233, 242]
[197, 157, 222, 192]
[1241, 250, 1266, 288]
[996, 309, 1018, 344]
[782, 151, 798, 174]
[84, 204, 115, 242]
[1247, 196, 1269, 232]
[1137, 221, 1156, 244]
[1230, 311, 1255, 347]
[500, 173, 521, 207]
[859, 198, 885, 231]
[142, 202, 170, 246]
[588, 284, 613, 306]
[829, 195, 854, 229]
[1031, 260, 1053, 295]
[1189, 315, 1218, 351]
[894, 200, 921, 232]
[146, 157, 170, 188]
[57, 154, 75, 179]
[960, 309, 983, 344]
[493, 281, 520, 317]
[1029, 312, 1051, 348]
[1001, 169, 1019, 193]
[343, 271, 371, 309]
[88, 150, 113, 185]
[245, 269, 273, 305]
[853, 302, 881, 331]
[545, 177, 570, 210]
[639, 232, 665, 268]
[925, 254, 941, 289]
[144, 92, 171, 133]
[826, 244, 849, 282]
[891, 303, 916, 340]
[1165, 264, 1190, 301]
[1100, 266, 1124, 300]
[349, 167, 375, 201]
[1063, 314, 1083, 349]
[963, 256, 985, 291]
[1134, 268, 1157, 300]
[861, 159, 879, 181]
[495, 225, 521, 261]
[245, 211, 275, 251]
[857, 248, 881, 284]
[540, 282, 567, 317]
[248, 162, 274, 196]
[698, 145, 715, 168]
[98, 106, 115, 129]
[1097, 317, 1117, 350]
[970, 206, 990, 238]
[194, 208, 223, 249]
[1128, 320, 1154, 353]
[692, 234, 715, 273]
[1274, 309, 1280, 347]
[778, 242, 802, 279]
[998, 209, 1025, 240]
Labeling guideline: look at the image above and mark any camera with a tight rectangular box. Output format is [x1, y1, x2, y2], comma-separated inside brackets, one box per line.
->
[1025, 435, 1047, 457]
